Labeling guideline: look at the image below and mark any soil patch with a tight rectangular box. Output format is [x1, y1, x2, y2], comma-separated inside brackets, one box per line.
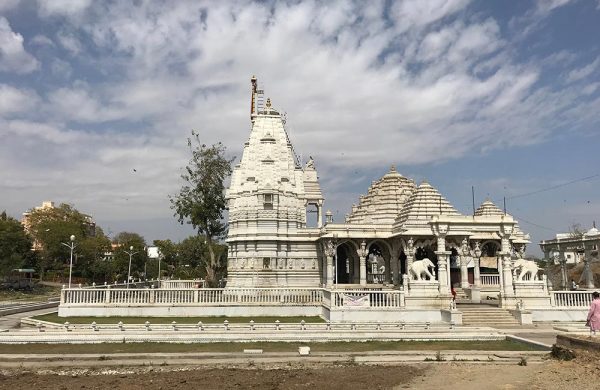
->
[0, 363, 424, 390]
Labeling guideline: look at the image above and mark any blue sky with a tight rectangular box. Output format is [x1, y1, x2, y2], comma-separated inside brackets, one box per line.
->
[0, 0, 599, 256]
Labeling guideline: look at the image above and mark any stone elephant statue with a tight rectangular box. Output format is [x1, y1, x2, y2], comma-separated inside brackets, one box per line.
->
[513, 258, 540, 281]
[409, 258, 436, 281]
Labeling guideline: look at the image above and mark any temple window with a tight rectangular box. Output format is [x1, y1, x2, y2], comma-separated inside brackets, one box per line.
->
[263, 193, 273, 209]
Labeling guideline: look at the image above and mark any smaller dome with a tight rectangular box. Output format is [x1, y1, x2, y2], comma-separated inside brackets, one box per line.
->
[474, 199, 504, 217]
[585, 227, 600, 237]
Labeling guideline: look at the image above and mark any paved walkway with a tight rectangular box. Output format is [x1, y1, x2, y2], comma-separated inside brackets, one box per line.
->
[0, 308, 57, 330]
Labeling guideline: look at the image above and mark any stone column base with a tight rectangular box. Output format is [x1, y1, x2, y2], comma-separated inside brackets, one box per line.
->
[466, 287, 481, 303]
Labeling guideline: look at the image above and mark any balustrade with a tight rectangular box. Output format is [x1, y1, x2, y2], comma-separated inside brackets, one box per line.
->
[552, 291, 594, 307]
[330, 290, 404, 308]
[480, 274, 500, 287]
[61, 287, 324, 306]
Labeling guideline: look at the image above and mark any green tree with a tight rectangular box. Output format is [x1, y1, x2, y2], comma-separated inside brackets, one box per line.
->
[112, 232, 148, 283]
[153, 239, 178, 276]
[0, 211, 33, 279]
[77, 227, 112, 283]
[178, 235, 207, 269]
[170, 132, 234, 286]
[26, 203, 95, 280]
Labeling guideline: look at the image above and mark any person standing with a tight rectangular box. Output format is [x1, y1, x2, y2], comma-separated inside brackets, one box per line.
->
[587, 291, 600, 337]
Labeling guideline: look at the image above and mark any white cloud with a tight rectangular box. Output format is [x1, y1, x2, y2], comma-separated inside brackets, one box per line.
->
[535, 0, 575, 13]
[0, 0, 21, 12]
[390, 0, 472, 32]
[56, 30, 82, 55]
[46, 84, 124, 123]
[37, 0, 92, 18]
[30, 34, 54, 46]
[566, 57, 600, 83]
[0, 17, 39, 73]
[0, 84, 39, 116]
[1, 0, 599, 245]
[50, 57, 72, 78]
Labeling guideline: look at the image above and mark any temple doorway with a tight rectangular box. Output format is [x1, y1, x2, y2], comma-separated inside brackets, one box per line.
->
[335, 242, 357, 284]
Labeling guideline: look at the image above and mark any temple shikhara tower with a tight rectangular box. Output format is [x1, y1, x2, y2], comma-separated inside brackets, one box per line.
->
[225, 76, 324, 287]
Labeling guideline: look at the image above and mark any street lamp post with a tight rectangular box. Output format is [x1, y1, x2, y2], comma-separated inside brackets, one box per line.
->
[142, 246, 148, 280]
[157, 254, 162, 282]
[61, 235, 76, 288]
[124, 246, 138, 289]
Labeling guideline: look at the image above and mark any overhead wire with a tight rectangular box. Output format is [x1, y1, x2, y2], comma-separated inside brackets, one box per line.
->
[506, 174, 599, 200]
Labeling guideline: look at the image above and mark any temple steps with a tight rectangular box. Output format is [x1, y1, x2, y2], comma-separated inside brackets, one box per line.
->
[459, 304, 521, 327]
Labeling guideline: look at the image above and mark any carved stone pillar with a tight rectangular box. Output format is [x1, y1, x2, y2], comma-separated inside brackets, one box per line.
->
[324, 240, 335, 287]
[326, 256, 334, 287]
[498, 223, 516, 302]
[500, 236, 514, 297]
[502, 254, 514, 296]
[460, 256, 469, 289]
[436, 251, 451, 294]
[459, 237, 470, 289]
[405, 237, 415, 276]
[473, 257, 481, 288]
[435, 233, 450, 294]
[472, 241, 482, 288]
[357, 240, 367, 287]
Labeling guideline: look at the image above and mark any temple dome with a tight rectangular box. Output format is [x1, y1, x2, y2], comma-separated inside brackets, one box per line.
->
[474, 199, 504, 216]
[395, 181, 461, 228]
[346, 165, 416, 225]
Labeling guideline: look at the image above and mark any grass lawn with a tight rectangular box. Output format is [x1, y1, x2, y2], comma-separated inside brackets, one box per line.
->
[0, 285, 61, 302]
[0, 340, 545, 354]
[32, 312, 325, 324]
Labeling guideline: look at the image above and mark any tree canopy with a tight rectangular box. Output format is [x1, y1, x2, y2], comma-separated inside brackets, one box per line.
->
[25, 203, 104, 280]
[0, 211, 33, 278]
[112, 232, 148, 283]
[170, 131, 234, 286]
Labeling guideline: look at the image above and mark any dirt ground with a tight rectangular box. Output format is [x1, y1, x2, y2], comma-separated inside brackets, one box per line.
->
[407, 351, 600, 390]
[0, 351, 598, 390]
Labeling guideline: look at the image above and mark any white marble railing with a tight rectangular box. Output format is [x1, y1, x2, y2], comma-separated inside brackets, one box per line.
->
[61, 287, 324, 306]
[160, 280, 204, 289]
[480, 274, 500, 286]
[551, 291, 595, 307]
[327, 290, 405, 308]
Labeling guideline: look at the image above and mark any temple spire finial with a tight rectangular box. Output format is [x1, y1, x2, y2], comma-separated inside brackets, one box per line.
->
[266, 97, 272, 108]
[250, 75, 258, 119]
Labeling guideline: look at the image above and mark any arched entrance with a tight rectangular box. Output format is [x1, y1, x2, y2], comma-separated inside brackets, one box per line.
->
[335, 242, 358, 284]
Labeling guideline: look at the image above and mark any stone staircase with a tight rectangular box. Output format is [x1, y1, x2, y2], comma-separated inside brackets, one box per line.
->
[453, 287, 470, 304]
[459, 304, 521, 327]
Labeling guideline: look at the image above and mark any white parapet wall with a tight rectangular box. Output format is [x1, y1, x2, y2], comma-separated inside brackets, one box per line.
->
[59, 287, 324, 318]
[58, 285, 596, 323]
[528, 290, 596, 322]
[58, 286, 453, 323]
